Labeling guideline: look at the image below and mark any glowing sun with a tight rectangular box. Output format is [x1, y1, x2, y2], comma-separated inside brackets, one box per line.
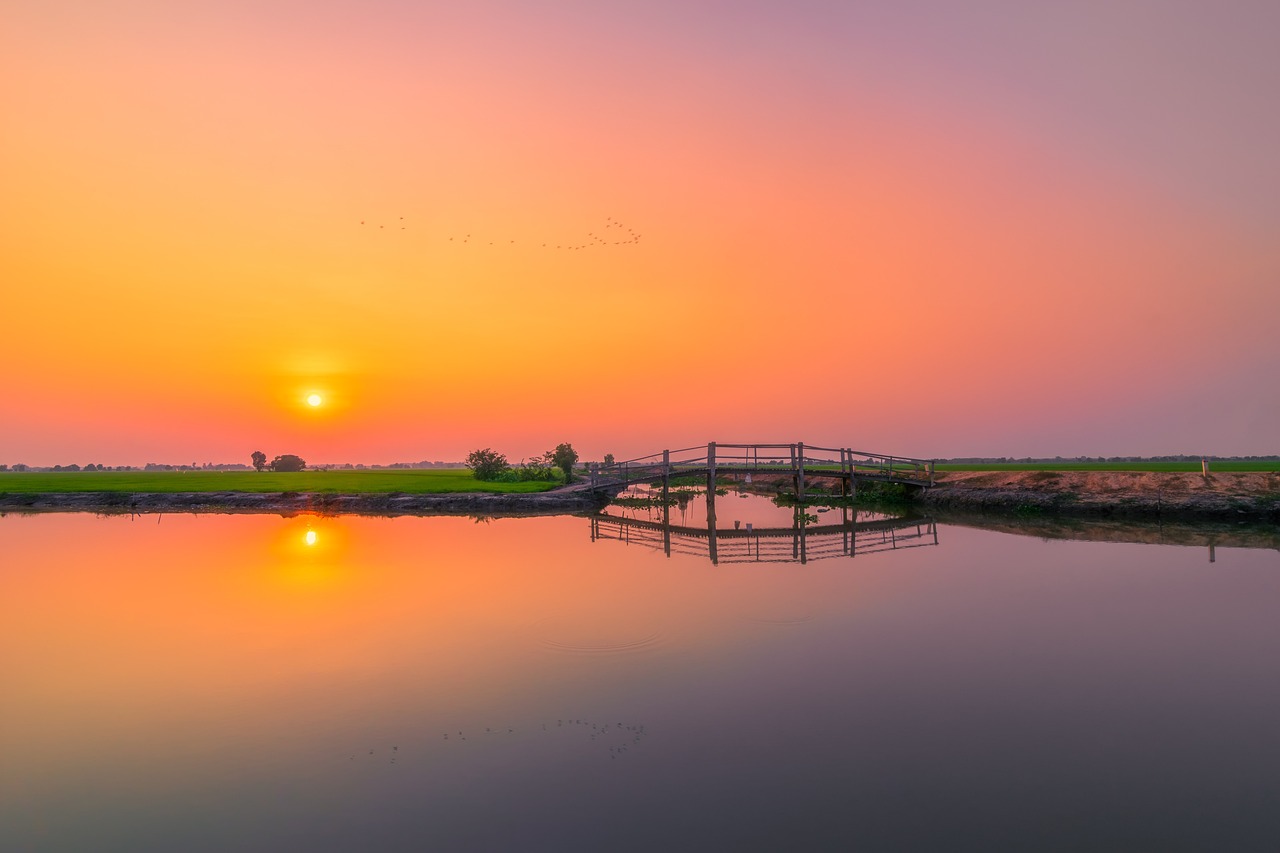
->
[307, 394, 323, 407]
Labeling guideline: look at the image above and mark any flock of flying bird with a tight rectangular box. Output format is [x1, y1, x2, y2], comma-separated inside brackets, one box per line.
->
[351, 717, 650, 766]
[358, 216, 643, 251]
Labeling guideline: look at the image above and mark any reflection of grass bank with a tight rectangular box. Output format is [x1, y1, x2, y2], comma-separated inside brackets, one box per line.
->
[611, 486, 726, 510]
[0, 470, 559, 495]
[934, 509, 1280, 551]
[770, 481, 914, 508]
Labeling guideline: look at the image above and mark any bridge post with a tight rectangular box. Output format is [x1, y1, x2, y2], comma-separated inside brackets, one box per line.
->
[590, 462, 598, 488]
[796, 441, 806, 500]
[706, 442, 716, 499]
[662, 449, 670, 493]
[705, 442, 718, 564]
[849, 448, 860, 502]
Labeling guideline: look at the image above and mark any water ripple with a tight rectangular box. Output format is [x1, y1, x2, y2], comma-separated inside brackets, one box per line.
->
[532, 615, 668, 656]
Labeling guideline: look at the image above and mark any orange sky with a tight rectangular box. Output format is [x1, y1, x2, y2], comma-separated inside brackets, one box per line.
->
[3, 1, 1277, 465]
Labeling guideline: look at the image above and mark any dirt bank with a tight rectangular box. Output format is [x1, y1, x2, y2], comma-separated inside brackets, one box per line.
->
[921, 470, 1280, 523]
[0, 487, 616, 518]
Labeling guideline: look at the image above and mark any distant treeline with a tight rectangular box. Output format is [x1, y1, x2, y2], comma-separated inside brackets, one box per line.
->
[308, 461, 467, 470]
[939, 455, 1280, 464]
[0, 463, 255, 472]
[0, 460, 467, 472]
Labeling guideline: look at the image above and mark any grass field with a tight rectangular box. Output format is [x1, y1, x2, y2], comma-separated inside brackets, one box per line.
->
[0, 470, 561, 494]
[934, 461, 1280, 473]
[5, 461, 1277, 496]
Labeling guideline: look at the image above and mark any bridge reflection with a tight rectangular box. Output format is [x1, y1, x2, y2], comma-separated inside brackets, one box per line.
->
[590, 492, 938, 565]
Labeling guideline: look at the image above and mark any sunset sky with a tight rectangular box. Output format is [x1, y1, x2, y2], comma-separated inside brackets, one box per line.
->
[4, 0, 1277, 466]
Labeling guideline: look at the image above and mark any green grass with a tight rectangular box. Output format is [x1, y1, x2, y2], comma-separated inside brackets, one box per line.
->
[0, 470, 561, 495]
[935, 461, 1280, 473]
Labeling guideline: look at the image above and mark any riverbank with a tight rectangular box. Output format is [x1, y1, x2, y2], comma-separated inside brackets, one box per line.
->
[0, 486, 615, 517]
[921, 470, 1280, 523]
[6, 470, 1278, 524]
[0, 469, 560, 494]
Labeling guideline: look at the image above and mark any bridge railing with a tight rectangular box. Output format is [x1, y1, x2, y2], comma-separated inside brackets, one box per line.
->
[712, 443, 796, 471]
[589, 442, 935, 488]
[591, 445, 708, 486]
[846, 450, 934, 485]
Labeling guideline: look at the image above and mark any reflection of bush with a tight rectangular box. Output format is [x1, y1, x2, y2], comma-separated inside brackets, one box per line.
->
[771, 481, 914, 509]
[613, 487, 707, 510]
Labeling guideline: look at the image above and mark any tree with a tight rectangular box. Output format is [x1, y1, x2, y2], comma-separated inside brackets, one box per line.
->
[465, 448, 509, 481]
[251, 450, 267, 472]
[603, 453, 615, 467]
[270, 454, 306, 472]
[544, 442, 579, 482]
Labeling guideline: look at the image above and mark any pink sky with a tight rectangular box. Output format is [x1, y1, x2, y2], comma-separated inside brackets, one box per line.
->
[2, 0, 1277, 465]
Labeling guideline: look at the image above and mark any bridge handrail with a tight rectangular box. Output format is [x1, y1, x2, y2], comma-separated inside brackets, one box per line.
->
[802, 443, 844, 454]
[847, 449, 934, 466]
[607, 445, 706, 467]
[590, 442, 937, 487]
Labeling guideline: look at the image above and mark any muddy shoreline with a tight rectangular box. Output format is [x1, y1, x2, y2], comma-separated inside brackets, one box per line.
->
[0, 488, 616, 517]
[918, 471, 1280, 524]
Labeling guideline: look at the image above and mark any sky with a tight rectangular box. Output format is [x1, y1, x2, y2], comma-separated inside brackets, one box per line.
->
[3, 0, 1277, 465]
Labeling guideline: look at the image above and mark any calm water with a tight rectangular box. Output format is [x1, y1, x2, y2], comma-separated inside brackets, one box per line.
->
[3, 499, 1280, 852]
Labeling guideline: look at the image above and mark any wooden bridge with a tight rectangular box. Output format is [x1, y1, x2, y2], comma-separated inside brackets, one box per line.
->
[588, 442, 935, 498]
[590, 511, 938, 565]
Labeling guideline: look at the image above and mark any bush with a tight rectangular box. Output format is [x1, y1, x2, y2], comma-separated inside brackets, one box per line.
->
[544, 443, 579, 482]
[466, 448, 509, 481]
[271, 454, 306, 472]
[495, 460, 565, 483]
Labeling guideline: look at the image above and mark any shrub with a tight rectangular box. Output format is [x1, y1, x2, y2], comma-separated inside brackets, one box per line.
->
[492, 460, 564, 482]
[466, 448, 509, 481]
[271, 454, 306, 472]
[544, 443, 579, 482]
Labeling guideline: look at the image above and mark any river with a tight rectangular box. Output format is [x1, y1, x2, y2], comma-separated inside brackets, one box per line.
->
[3, 494, 1279, 851]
